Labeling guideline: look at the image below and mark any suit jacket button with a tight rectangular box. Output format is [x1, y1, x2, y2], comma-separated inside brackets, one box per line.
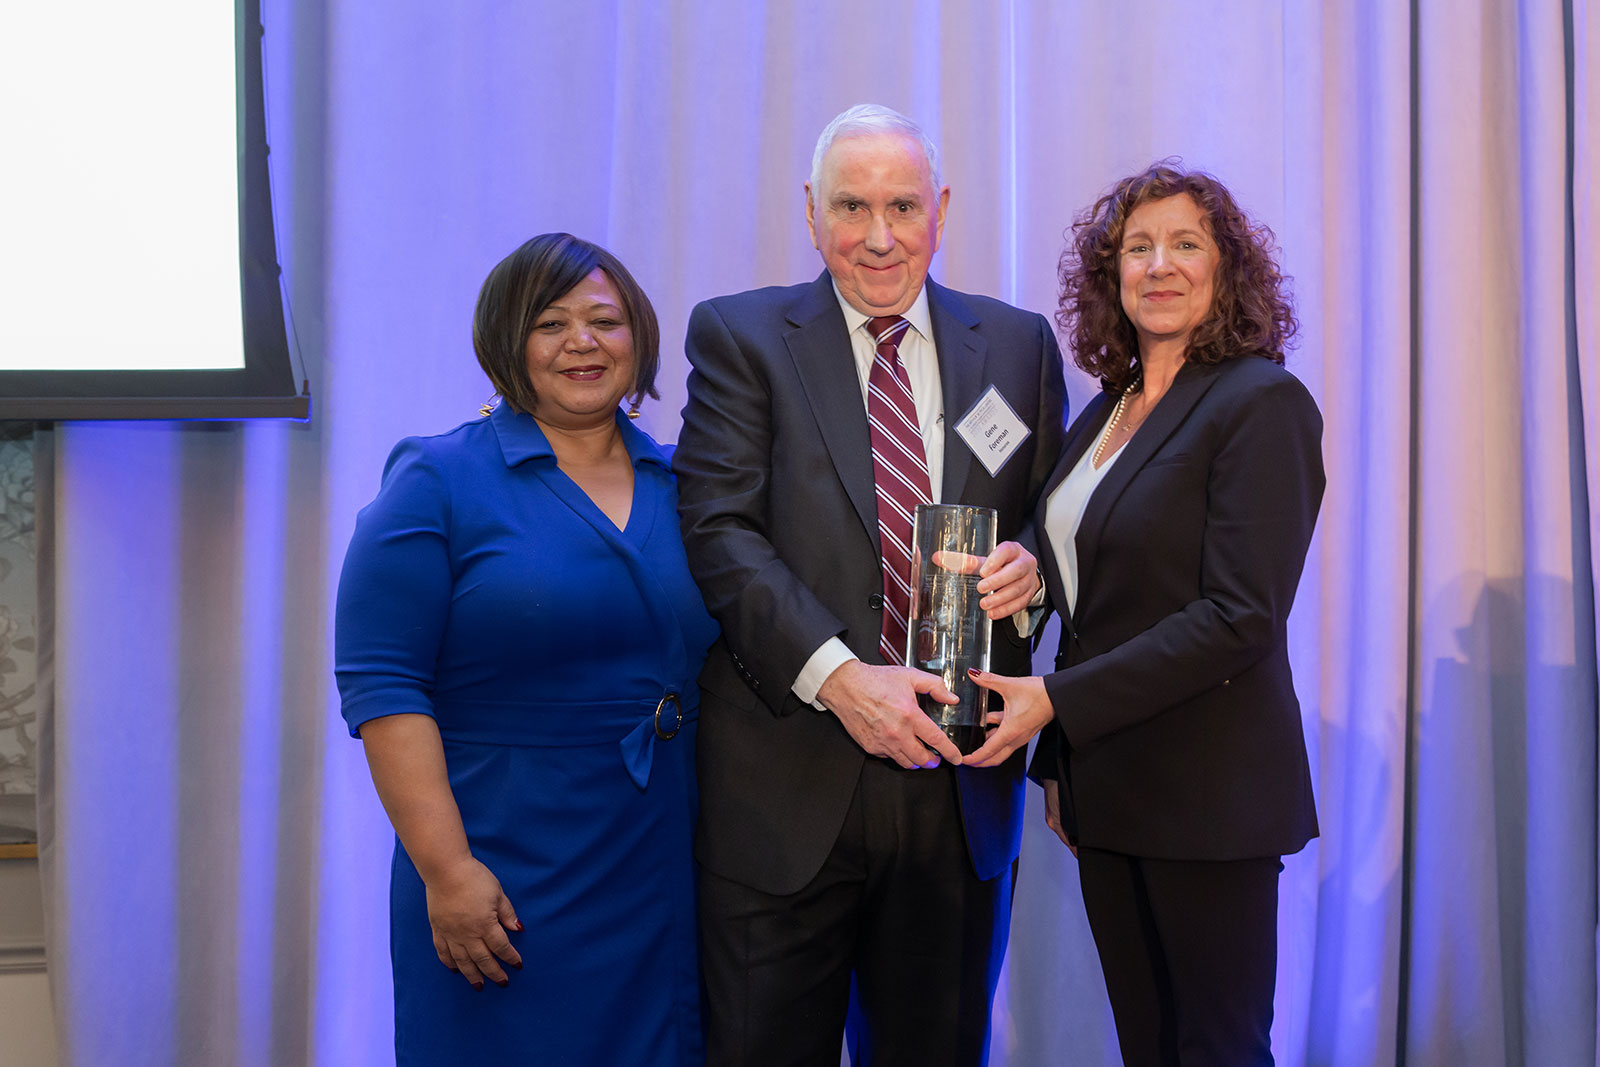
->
[869, 593, 885, 610]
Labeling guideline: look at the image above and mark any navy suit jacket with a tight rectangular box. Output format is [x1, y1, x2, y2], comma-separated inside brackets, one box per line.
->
[676, 272, 1066, 894]
[1032, 355, 1324, 861]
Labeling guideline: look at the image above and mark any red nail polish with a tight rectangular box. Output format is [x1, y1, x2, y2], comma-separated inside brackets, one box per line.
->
[472, 981, 484, 992]
[495, 978, 509, 988]
[514, 919, 525, 933]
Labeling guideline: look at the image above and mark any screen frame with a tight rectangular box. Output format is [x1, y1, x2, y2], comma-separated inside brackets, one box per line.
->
[0, 0, 309, 421]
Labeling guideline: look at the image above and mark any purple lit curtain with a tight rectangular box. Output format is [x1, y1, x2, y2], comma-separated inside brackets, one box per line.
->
[35, 1, 1598, 1064]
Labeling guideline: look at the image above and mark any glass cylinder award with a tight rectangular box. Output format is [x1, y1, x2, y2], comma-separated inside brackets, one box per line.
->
[906, 503, 997, 755]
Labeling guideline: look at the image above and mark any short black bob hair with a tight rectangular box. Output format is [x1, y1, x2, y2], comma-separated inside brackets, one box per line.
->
[472, 233, 661, 416]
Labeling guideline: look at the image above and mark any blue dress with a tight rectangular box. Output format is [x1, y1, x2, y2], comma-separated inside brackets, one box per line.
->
[335, 404, 717, 1066]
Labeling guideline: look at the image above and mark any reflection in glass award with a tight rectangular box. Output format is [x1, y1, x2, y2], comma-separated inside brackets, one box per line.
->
[906, 504, 997, 755]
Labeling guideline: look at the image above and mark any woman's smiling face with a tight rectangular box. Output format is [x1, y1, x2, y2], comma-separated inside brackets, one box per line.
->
[1118, 192, 1220, 356]
[523, 268, 636, 429]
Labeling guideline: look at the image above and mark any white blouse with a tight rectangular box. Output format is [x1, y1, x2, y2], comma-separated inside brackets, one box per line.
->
[1043, 417, 1126, 616]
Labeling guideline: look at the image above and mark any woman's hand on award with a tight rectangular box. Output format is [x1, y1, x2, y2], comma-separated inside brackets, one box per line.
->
[961, 668, 1054, 767]
[931, 541, 1040, 620]
[424, 856, 525, 990]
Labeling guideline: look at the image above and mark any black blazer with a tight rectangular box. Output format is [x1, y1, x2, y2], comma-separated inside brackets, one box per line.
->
[1032, 355, 1323, 861]
[676, 272, 1066, 895]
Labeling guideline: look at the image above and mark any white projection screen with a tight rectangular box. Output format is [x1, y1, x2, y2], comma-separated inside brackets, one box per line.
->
[0, 0, 307, 420]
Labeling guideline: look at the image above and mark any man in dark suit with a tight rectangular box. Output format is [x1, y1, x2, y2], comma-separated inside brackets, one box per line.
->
[675, 104, 1066, 1065]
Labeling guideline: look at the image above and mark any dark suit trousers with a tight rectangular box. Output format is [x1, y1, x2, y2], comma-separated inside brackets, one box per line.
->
[699, 759, 1012, 1067]
[1077, 847, 1282, 1066]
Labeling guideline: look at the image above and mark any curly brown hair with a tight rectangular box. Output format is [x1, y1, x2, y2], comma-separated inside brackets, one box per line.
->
[1058, 160, 1297, 395]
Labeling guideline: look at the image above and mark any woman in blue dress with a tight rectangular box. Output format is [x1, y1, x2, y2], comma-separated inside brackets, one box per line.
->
[336, 233, 717, 1065]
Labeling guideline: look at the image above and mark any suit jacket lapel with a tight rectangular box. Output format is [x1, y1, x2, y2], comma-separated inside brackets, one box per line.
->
[1040, 390, 1112, 512]
[929, 280, 987, 504]
[1035, 390, 1114, 625]
[785, 273, 879, 541]
[1074, 361, 1221, 593]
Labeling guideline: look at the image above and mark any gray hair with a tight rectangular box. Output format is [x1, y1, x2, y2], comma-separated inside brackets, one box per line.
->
[809, 103, 943, 194]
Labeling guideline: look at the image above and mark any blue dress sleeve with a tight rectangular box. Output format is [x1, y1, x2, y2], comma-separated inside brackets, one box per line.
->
[334, 438, 453, 736]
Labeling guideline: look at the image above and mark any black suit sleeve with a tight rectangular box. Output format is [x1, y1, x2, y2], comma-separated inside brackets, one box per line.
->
[998, 314, 1067, 675]
[1017, 314, 1068, 563]
[675, 299, 847, 711]
[1043, 373, 1324, 747]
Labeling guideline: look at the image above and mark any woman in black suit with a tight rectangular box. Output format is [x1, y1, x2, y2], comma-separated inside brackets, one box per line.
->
[966, 162, 1324, 1066]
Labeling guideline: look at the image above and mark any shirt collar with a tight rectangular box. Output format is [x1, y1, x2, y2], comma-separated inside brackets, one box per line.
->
[489, 402, 672, 471]
[830, 281, 934, 346]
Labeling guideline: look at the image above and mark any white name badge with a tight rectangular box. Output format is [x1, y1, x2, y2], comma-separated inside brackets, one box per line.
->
[955, 385, 1030, 476]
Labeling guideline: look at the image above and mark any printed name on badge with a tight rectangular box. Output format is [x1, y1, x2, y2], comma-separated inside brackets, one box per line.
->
[955, 385, 1031, 476]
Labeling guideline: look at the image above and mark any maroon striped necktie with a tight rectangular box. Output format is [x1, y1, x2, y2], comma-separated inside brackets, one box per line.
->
[865, 315, 932, 665]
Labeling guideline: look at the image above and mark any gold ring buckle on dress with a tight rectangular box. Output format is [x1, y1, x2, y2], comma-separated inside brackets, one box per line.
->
[654, 693, 683, 740]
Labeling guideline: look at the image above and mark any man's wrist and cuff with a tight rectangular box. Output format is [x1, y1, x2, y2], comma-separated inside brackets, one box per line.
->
[1012, 567, 1047, 638]
[794, 637, 858, 709]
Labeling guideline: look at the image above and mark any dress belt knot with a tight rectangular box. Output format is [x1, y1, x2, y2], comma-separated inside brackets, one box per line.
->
[618, 689, 694, 790]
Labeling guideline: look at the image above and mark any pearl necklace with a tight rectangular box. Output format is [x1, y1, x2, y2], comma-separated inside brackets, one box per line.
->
[1092, 390, 1132, 468]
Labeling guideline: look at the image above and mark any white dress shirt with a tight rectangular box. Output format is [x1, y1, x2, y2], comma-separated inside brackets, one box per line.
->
[1043, 416, 1125, 616]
